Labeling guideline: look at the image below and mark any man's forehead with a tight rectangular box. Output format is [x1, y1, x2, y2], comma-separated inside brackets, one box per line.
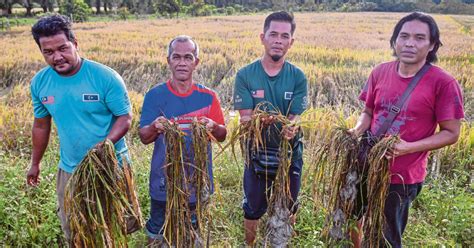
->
[170, 41, 196, 55]
[267, 21, 292, 33]
[400, 20, 430, 34]
[39, 33, 71, 49]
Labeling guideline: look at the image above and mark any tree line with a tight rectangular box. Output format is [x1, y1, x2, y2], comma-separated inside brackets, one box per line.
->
[1, 0, 473, 21]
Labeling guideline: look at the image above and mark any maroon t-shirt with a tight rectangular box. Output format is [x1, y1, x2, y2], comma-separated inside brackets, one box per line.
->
[360, 61, 464, 184]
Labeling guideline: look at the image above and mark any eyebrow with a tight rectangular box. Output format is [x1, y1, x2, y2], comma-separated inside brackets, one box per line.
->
[269, 31, 291, 35]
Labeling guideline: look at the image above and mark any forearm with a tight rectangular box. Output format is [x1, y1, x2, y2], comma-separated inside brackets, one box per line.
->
[352, 109, 372, 136]
[107, 113, 132, 143]
[139, 125, 160, 144]
[31, 120, 51, 167]
[404, 129, 460, 154]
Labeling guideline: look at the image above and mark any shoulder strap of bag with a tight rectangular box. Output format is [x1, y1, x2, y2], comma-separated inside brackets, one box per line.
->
[374, 63, 432, 137]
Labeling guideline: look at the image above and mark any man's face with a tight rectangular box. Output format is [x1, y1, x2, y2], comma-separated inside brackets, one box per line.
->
[167, 40, 199, 82]
[395, 20, 434, 65]
[260, 21, 294, 62]
[39, 32, 80, 76]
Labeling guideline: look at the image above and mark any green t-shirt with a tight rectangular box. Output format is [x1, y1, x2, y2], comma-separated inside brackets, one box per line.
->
[233, 60, 308, 159]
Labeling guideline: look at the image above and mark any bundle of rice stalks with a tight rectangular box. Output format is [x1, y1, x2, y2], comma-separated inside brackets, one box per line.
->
[363, 135, 399, 247]
[64, 140, 143, 247]
[162, 121, 199, 247]
[191, 119, 212, 244]
[265, 136, 293, 247]
[313, 126, 360, 244]
[225, 102, 290, 165]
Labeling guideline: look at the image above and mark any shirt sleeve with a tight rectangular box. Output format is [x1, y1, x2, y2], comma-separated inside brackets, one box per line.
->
[435, 79, 465, 122]
[30, 79, 50, 118]
[289, 72, 308, 115]
[105, 72, 131, 116]
[209, 92, 225, 126]
[233, 70, 254, 110]
[139, 89, 161, 128]
[359, 69, 376, 109]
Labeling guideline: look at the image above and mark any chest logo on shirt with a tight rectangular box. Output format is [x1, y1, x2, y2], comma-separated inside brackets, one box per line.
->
[83, 94, 100, 102]
[252, 90, 264, 99]
[41, 96, 55, 104]
[284, 92, 293, 100]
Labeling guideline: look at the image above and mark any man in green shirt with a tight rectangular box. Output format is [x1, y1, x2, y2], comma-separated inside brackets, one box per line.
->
[233, 11, 308, 246]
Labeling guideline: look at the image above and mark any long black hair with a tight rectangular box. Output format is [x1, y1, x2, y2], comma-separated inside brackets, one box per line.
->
[390, 12, 442, 63]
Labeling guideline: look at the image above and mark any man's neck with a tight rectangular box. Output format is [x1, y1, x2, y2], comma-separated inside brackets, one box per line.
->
[261, 54, 285, 77]
[170, 78, 193, 94]
[398, 60, 426, 78]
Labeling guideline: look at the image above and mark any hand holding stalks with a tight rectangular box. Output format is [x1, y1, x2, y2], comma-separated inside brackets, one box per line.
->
[260, 114, 275, 127]
[153, 116, 170, 135]
[386, 138, 412, 159]
[282, 124, 299, 140]
[198, 117, 217, 133]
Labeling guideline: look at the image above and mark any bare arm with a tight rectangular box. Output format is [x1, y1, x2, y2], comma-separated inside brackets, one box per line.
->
[106, 113, 132, 143]
[199, 117, 227, 142]
[238, 109, 253, 124]
[392, 119, 461, 157]
[27, 116, 52, 186]
[349, 107, 373, 136]
[139, 116, 168, 145]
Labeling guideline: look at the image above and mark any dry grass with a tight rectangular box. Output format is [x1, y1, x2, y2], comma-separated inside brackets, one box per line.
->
[64, 140, 143, 247]
[1, 13, 471, 119]
[364, 135, 400, 247]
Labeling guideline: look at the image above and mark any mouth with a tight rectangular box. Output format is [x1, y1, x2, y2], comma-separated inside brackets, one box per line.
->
[401, 51, 416, 55]
[54, 61, 68, 68]
[271, 47, 283, 53]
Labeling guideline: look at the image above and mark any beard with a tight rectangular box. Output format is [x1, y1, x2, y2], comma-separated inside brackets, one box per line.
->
[271, 54, 282, 62]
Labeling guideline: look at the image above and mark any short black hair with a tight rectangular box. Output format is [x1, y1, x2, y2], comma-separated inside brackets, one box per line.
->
[264, 11, 296, 35]
[31, 14, 76, 49]
[390, 12, 442, 63]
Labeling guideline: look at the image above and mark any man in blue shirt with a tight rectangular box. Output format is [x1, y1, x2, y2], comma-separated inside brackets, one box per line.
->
[139, 35, 227, 245]
[26, 14, 132, 241]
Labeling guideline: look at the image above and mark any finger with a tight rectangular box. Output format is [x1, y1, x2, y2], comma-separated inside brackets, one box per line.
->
[27, 177, 37, 186]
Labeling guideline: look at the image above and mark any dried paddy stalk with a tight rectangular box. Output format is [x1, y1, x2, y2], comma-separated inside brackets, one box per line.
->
[265, 136, 293, 247]
[64, 140, 142, 248]
[161, 121, 197, 247]
[363, 135, 399, 247]
[191, 119, 212, 245]
[314, 126, 360, 244]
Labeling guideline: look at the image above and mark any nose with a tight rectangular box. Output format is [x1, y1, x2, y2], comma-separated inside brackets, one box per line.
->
[52, 51, 63, 61]
[404, 37, 415, 47]
[274, 36, 283, 44]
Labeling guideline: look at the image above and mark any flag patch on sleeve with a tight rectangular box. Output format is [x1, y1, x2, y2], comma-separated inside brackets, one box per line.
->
[251, 90, 264, 99]
[41, 96, 55, 104]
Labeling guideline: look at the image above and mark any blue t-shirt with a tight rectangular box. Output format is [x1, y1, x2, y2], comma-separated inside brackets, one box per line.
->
[30, 59, 131, 173]
[140, 81, 225, 202]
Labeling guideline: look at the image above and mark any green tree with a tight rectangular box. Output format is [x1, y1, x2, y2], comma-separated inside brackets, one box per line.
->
[59, 0, 92, 22]
[154, 0, 181, 17]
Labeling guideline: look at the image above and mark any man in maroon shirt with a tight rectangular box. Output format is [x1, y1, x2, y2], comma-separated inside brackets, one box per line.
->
[350, 12, 465, 248]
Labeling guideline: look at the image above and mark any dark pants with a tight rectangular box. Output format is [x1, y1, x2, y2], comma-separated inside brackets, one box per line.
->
[145, 199, 197, 239]
[383, 183, 423, 248]
[242, 158, 303, 220]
